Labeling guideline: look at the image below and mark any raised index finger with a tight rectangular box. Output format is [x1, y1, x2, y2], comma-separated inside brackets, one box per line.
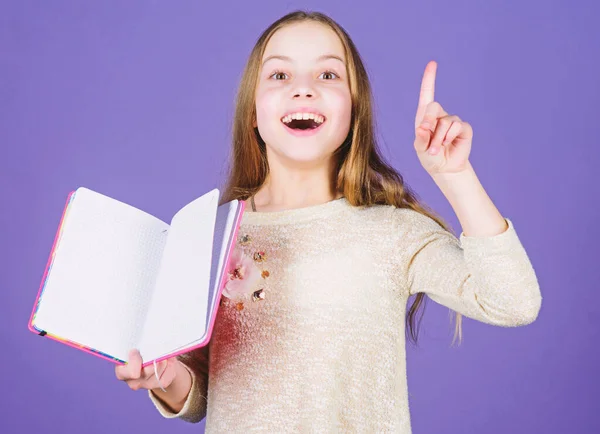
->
[416, 61, 437, 125]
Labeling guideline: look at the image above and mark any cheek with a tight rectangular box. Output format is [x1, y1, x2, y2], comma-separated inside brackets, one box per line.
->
[327, 88, 352, 131]
[255, 88, 280, 125]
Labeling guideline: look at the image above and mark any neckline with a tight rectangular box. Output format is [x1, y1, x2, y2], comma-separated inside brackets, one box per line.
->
[241, 197, 348, 226]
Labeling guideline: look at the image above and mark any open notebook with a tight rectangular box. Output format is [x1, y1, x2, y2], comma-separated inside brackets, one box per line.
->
[28, 187, 245, 367]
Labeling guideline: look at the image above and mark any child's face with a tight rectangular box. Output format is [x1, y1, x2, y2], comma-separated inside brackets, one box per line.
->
[255, 21, 352, 168]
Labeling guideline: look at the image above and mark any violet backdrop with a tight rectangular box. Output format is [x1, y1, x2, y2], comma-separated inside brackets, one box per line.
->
[1, 1, 598, 433]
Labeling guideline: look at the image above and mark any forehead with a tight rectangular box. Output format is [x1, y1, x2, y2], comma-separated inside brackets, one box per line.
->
[262, 21, 346, 62]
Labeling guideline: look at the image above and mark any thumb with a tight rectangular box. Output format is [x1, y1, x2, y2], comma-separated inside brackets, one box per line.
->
[127, 349, 143, 379]
[414, 125, 431, 154]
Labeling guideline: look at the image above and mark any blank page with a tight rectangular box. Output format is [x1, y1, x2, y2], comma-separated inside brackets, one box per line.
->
[150, 199, 241, 361]
[33, 187, 169, 362]
[138, 189, 220, 361]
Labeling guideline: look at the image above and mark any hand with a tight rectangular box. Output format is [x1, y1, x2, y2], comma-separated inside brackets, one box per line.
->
[115, 349, 179, 392]
[414, 60, 473, 176]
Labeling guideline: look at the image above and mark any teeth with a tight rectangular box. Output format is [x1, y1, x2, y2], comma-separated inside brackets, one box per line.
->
[282, 113, 325, 124]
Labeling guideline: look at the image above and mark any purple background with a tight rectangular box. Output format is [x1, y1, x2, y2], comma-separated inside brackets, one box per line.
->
[1, 1, 598, 433]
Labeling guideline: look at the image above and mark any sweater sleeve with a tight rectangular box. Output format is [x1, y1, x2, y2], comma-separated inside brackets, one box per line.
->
[147, 344, 209, 423]
[399, 209, 542, 326]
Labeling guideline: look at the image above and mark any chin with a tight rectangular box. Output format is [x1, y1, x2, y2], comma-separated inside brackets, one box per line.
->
[269, 142, 337, 168]
[259, 120, 347, 167]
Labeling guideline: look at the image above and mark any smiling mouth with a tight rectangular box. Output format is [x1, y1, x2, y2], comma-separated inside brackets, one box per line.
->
[281, 114, 327, 130]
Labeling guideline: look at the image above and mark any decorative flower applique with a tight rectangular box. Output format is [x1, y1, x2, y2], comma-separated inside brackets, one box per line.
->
[221, 235, 269, 311]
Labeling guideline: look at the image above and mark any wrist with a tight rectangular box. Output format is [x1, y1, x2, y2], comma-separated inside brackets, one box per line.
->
[430, 160, 474, 186]
[431, 163, 479, 203]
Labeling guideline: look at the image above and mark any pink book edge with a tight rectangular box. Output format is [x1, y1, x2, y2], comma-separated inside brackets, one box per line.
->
[28, 189, 246, 367]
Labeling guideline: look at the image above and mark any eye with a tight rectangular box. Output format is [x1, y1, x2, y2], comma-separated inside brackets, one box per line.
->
[269, 70, 288, 80]
[319, 70, 339, 80]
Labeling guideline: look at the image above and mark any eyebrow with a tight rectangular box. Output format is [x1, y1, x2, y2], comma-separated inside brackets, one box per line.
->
[262, 54, 346, 67]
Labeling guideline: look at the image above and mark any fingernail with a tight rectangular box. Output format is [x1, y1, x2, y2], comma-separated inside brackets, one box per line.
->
[421, 122, 430, 130]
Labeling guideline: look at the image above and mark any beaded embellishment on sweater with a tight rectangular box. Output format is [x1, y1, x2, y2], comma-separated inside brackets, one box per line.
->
[220, 234, 269, 311]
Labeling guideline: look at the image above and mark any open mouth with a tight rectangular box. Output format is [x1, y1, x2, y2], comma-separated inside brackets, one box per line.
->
[284, 118, 322, 130]
[281, 113, 327, 131]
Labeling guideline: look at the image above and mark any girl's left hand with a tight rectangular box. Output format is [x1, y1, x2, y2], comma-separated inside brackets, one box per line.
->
[413, 61, 473, 176]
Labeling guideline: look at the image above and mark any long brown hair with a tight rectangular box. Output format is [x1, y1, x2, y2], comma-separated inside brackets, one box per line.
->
[221, 10, 463, 347]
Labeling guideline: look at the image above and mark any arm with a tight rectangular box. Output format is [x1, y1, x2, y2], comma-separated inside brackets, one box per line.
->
[431, 161, 508, 237]
[399, 208, 541, 326]
[148, 344, 210, 423]
[408, 61, 541, 325]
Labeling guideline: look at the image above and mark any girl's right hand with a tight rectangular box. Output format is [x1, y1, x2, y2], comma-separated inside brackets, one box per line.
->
[115, 349, 179, 392]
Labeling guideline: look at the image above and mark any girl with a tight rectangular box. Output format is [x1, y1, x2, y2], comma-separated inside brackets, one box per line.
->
[115, 10, 542, 433]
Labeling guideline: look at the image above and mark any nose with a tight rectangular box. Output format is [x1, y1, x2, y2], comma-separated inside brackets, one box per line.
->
[291, 77, 317, 99]
[293, 87, 314, 98]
